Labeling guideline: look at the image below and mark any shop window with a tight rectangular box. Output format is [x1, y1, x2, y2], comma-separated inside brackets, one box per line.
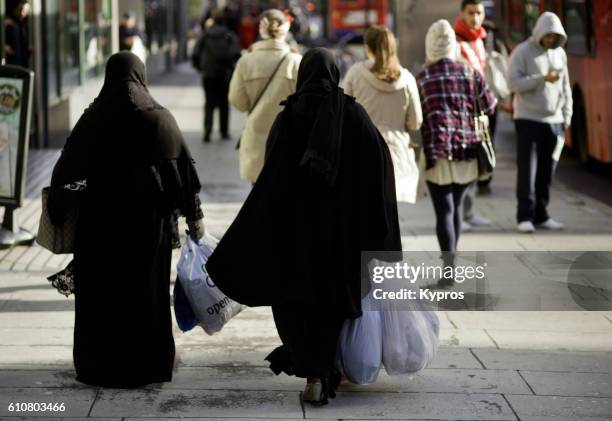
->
[84, 0, 113, 79]
[59, 0, 80, 93]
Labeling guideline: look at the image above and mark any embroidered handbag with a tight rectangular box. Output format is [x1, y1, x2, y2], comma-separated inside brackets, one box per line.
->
[36, 180, 86, 254]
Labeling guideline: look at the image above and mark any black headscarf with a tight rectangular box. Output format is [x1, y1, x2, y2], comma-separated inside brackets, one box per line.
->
[88, 51, 162, 114]
[50, 51, 202, 233]
[283, 48, 347, 186]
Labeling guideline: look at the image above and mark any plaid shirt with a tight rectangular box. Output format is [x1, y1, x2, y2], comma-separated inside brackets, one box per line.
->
[416, 59, 496, 168]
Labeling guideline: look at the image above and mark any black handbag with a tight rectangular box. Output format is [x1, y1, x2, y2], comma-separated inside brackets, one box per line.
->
[472, 72, 496, 179]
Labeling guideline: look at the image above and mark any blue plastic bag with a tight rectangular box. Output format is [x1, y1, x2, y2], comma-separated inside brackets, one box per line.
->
[173, 276, 198, 332]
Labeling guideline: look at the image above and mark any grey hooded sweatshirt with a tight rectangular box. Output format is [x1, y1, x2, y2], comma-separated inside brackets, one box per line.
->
[507, 12, 573, 127]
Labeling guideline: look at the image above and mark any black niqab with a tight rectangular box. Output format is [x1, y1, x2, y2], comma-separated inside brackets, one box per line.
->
[206, 48, 401, 319]
[285, 48, 346, 186]
[48, 52, 203, 388]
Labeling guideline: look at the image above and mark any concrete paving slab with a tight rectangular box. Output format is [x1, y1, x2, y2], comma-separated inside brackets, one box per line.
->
[0, 312, 75, 329]
[89, 389, 302, 418]
[446, 311, 612, 332]
[519, 371, 612, 398]
[337, 368, 532, 395]
[0, 346, 73, 367]
[175, 346, 483, 370]
[304, 392, 516, 420]
[0, 418, 120, 421]
[0, 387, 97, 417]
[472, 349, 612, 373]
[485, 329, 612, 351]
[0, 370, 83, 389]
[160, 366, 303, 391]
[506, 394, 612, 420]
[439, 328, 496, 348]
[0, 328, 73, 346]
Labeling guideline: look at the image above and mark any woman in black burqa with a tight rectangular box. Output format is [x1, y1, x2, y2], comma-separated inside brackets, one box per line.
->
[206, 48, 401, 405]
[48, 52, 204, 388]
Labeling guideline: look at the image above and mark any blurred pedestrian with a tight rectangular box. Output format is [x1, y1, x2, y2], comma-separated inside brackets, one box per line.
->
[229, 9, 301, 183]
[206, 48, 401, 405]
[343, 25, 422, 203]
[454, 0, 495, 226]
[193, 8, 241, 142]
[48, 52, 204, 388]
[507, 12, 572, 233]
[417, 20, 496, 287]
[119, 11, 147, 63]
[4, 0, 30, 67]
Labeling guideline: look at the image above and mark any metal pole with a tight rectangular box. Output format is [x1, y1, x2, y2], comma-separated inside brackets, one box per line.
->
[0, 0, 5, 64]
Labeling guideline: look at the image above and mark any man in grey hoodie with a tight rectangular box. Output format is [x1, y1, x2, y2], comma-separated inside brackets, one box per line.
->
[507, 12, 572, 234]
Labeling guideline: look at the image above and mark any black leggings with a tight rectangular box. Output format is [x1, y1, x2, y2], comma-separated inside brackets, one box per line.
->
[427, 181, 471, 253]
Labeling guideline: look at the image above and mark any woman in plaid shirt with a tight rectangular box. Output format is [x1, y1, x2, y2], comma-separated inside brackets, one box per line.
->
[416, 19, 496, 288]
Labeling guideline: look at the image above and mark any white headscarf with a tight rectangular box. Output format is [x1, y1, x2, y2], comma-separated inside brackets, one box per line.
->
[259, 13, 290, 40]
[425, 19, 458, 64]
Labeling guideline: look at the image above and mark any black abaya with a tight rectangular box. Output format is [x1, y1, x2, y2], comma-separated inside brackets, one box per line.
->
[205, 49, 401, 392]
[49, 52, 203, 388]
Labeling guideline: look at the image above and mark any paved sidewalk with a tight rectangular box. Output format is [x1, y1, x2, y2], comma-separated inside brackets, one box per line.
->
[0, 64, 611, 420]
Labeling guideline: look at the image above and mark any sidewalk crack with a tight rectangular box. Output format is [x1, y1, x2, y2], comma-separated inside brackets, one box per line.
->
[469, 348, 487, 369]
[516, 370, 537, 395]
[501, 393, 522, 421]
[87, 388, 100, 417]
[299, 391, 306, 419]
[483, 329, 500, 349]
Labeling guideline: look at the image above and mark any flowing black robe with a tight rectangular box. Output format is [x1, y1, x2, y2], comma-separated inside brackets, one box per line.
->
[49, 52, 202, 388]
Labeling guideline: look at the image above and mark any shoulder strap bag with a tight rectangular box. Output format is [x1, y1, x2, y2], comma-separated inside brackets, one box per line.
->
[236, 53, 289, 150]
[472, 71, 496, 179]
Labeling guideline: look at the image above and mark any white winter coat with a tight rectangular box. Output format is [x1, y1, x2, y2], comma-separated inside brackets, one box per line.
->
[343, 60, 423, 203]
[229, 39, 301, 182]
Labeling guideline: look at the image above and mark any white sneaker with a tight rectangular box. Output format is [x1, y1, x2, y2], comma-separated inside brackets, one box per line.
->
[536, 218, 564, 230]
[466, 214, 492, 226]
[461, 221, 473, 232]
[517, 221, 535, 233]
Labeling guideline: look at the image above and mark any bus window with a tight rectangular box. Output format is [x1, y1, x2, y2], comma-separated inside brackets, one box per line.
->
[564, 0, 594, 56]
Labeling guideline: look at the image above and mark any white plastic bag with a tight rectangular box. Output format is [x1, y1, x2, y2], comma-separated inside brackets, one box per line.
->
[381, 302, 439, 376]
[176, 234, 244, 335]
[336, 295, 383, 384]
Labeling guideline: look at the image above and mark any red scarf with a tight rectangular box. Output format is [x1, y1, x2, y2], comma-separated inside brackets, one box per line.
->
[453, 16, 486, 41]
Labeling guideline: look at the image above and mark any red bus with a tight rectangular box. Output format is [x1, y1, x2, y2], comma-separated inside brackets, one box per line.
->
[329, 0, 390, 39]
[495, 0, 612, 165]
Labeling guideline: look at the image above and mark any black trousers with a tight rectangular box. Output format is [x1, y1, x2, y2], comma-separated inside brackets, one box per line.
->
[203, 75, 230, 135]
[427, 181, 471, 253]
[515, 119, 561, 224]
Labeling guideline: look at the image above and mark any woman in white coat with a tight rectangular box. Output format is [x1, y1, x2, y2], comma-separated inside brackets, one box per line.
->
[343, 25, 423, 203]
[229, 9, 302, 183]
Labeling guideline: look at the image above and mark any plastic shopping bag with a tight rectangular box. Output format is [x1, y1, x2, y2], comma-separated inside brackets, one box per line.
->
[336, 295, 383, 384]
[381, 301, 439, 376]
[173, 276, 199, 332]
[176, 234, 245, 335]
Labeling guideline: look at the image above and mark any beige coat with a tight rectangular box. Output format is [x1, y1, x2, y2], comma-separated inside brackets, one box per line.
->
[229, 39, 301, 182]
[343, 61, 423, 203]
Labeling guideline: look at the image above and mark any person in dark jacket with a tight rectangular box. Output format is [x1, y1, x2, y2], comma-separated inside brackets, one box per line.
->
[4, 0, 30, 67]
[193, 8, 241, 142]
[206, 48, 401, 405]
[48, 52, 204, 388]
